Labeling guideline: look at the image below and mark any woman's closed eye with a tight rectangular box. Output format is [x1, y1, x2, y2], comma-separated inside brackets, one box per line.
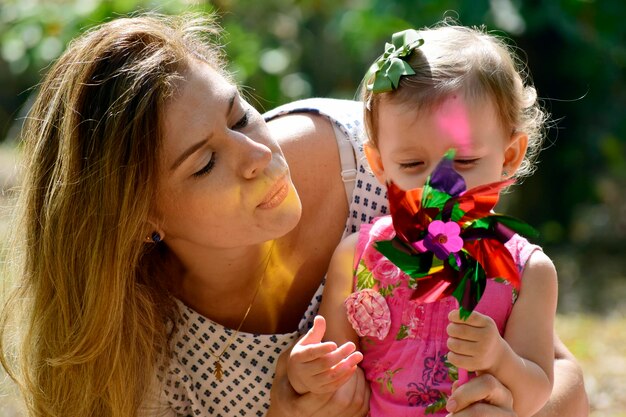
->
[193, 153, 216, 178]
[231, 110, 250, 130]
[192, 110, 250, 178]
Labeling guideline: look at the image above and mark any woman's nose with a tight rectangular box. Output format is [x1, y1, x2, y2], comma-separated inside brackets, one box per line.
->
[237, 135, 273, 179]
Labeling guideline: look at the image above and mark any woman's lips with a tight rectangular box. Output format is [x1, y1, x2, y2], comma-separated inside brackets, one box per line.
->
[258, 176, 289, 209]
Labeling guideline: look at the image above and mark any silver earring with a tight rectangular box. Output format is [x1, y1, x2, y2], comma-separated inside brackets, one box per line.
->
[502, 170, 509, 177]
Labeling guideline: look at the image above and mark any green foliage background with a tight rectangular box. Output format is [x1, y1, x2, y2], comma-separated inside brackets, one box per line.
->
[0, 0, 625, 313]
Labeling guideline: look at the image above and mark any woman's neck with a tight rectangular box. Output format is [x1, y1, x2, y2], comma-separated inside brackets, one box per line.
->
[170, 240, 283, 329]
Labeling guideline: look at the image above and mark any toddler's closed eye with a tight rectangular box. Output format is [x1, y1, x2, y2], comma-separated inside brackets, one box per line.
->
[454, 158, 479, 166]
[399, 161, 424, 169]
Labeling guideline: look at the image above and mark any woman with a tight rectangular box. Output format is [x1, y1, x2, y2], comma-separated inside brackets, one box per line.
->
[0, 12, 587, 417]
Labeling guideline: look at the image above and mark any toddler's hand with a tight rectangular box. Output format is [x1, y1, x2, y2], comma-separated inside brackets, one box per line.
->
[446, 309, 507, 375]
[288, 315, 363, 394]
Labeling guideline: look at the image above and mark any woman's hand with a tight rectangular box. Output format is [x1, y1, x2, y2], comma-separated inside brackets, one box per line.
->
[269, 346, 369, 417]
[445, 373, 516, 417]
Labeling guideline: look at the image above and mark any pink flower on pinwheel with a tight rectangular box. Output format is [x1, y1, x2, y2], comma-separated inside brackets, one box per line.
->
[344, 289, 391, 340]
[372, 259, 402, 286]
[413, 220, 463, 260]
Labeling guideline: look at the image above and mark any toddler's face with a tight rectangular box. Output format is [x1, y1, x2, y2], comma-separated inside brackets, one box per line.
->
[367, 94, 527, 191]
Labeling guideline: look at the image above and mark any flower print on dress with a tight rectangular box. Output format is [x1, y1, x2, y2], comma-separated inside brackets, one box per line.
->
[403, 303, 426, 340]
[422, 352, 449, 386]
[387, 286, 411, 309]
[402, 352, 451, 413]
[355, 259, 376, 290]
[368, 360, 402, 395]
[362, 240, 384, 270]
[406, 381, 444, 408]
[372, 258, 402, 296]
[376, 368, 403, 395]
[372, 258, 402, 286]
[344, 289, 391, 339]
[369, 359, 392, 379]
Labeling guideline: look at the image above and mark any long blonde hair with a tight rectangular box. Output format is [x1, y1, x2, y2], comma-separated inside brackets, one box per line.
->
[1, 13, 227, 417]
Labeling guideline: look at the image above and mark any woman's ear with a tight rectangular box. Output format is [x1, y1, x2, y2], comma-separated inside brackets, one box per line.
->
[503, 131, 528, 177]
[364, 143, 387, 185]
[143, 219, 165, 244]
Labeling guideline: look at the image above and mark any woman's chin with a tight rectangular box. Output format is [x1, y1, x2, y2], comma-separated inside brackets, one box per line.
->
[272, 185, 302, 237]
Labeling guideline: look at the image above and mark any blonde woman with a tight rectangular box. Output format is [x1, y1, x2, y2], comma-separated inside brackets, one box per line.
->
[0, 12, 587, 417]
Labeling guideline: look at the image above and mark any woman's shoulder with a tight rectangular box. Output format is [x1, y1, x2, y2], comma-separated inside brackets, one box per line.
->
[264, 98, 363, 157]
[263, 97, 363, 125]
[266, 100, 351, 247]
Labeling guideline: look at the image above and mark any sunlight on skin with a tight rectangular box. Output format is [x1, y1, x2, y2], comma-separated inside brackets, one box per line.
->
[435, 96, 472, 154]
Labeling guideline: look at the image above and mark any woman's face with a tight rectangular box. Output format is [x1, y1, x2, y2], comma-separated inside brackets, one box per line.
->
[153, 59, 301, 251]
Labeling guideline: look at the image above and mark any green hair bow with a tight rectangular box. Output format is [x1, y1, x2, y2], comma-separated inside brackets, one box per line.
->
[366, 29, 424, 93]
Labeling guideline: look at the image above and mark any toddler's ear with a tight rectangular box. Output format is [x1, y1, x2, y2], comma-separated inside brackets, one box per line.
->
[503, 131, 528, 177]
[364, 143, 387, 184]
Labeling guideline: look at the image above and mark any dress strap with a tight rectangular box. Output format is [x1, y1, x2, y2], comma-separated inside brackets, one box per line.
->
[332, 121, 357, 204]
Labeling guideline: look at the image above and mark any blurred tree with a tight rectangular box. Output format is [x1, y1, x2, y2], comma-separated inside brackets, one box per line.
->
[0, 0, 214, 141]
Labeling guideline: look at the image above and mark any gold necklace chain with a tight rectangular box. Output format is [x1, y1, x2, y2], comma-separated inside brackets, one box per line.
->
[209, 241, 274, 381]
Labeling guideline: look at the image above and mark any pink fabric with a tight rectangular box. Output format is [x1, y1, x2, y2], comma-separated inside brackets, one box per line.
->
[348, 216, 541, 416]
[345, 289, 391, 339]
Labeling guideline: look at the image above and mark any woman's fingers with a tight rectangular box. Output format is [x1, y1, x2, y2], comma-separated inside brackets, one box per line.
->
[446, 373, 515, 416]
[321, 369, 370, 417]
[447, 402, 517, 417]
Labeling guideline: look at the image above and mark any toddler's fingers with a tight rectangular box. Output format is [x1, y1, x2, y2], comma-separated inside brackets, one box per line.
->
[302, 341, 360, 375]
[315, 350, 363, 392]
[292, 341, 338, 363]
[448, 309, 490, 327]
[446, 373, 514, 414]
[310, 347, 363, 385]
[324, 342, 361, 369]
[446, 351, 476, 372]
[446, 321, 480, 342]
[451, 379, 460, 393]
[316, 365, 359, 393]
[299, 315, 327, 346]
[331, 348, 363, 370]
[447, 336, 475, 357]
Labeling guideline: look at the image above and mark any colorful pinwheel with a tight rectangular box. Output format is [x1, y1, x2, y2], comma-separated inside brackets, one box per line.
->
[374, 150, 538, 319]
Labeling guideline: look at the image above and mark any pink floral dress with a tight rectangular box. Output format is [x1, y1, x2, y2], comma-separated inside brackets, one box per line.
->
[345, 216, 540, 416]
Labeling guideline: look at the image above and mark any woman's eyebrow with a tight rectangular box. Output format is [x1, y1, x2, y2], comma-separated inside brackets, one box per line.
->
[169, 90, 238, 171]
[170, 138, 211, 171]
